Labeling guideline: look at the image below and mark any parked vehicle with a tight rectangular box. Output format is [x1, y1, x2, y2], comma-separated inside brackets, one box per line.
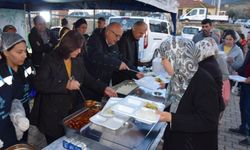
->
[179, 8, 229, 22]
[94, 12, 114, 19]
[148, 12, 168, 20]
[109, 16, 171, 66]
[50, 26, 61, 40]
[181, 26, 201, 40]
[69, 11, 90, 18]
[244, 20, 250, 28]
[234, 19, 247, 25]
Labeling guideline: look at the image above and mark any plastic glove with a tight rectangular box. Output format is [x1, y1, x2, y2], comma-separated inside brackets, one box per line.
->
[0, 139, 3, 149]
[16, 116, 30, 132]
[14, 126, 24, 141]
[9, 99, 30, 140]
[13, 117, 30, 140]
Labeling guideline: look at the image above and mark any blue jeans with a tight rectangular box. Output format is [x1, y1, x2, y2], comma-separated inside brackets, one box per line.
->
[240, 84, 250, 136]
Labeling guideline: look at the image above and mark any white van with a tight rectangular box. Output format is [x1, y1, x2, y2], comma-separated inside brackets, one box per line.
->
[181, 26, 201, 40]
[108, 16, 171, 66]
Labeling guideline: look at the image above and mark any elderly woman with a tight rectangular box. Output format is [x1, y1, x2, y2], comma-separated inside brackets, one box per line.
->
[218, 29, 244, 74]
[0, 32, 35, 148]
[195, 38, 227, 109]
[158, 36, 220, 150]
[32, 30, 117, 143]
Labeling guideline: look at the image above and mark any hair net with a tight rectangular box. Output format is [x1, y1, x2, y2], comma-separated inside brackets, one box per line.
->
[0, 32, 25, 52]
[3, 25, 16, 32]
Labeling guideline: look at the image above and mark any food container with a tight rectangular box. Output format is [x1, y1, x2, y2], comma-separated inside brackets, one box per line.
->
[63, 107, 100, 137]
[89, 97, 130, 130]
[83, 100, 100, 108]
[111, 96, 165, 124]
[6, 144, 36, 150]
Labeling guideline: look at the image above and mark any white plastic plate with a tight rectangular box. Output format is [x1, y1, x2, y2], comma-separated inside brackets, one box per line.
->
[122, 96, 165, 111]
[229, 75, 246, 82]
[103, 117, 126, 130]
[90, 113, 107, 124]
[120, 97, 143, 107]
[134, 107, 160, 124]
[110, 96, 165, 124]
[134, 76, 160, 90]
[111, 104, 137, 116]
[90, 113, 129, 130]
[100, 97, 122, 117]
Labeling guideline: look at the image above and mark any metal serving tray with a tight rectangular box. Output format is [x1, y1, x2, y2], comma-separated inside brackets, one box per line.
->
[63, 108, 98, 137]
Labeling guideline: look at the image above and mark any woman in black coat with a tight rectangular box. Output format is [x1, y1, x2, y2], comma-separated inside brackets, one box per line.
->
[195, 37, 225, 112]
[158, 36, 220, 150]
[32, 30, 117, 144]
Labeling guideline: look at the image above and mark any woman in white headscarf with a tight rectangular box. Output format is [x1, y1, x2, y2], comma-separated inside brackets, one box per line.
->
[158, 36, 220, 150]
[195, 37, 226, 109]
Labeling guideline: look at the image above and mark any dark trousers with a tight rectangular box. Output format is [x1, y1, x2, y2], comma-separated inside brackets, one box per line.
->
[241, 84, 250, 136]
[45, 134, 58, 144]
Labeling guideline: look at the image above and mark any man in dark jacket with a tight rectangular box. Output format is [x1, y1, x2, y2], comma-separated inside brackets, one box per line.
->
[230, 31, 250, 146]
[28, 16, 57, 68]
[83, 22, 128, 100]
[192, 19, 219, 44]
[112, 21, 146, 85]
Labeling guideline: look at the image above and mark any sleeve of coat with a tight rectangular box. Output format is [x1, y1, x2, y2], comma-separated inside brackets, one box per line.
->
[81, 61, 106, 95]
[33, 56, 68, 94]
[171, 72, 220, 133]
[231, 48, 244, 70]
[86, 35, 121, 72]
[28, 33, 51, 54]
[118, 37, 137, 70]
[28, 33, 42, 54]
[118, 36, 129, 62]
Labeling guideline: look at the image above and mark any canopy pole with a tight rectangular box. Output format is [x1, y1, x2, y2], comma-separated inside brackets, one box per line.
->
[24, 4, 32, 31]
[170, 13, 177, 35]
[28, 11, 32, 31]
[93, 9, 96, 29]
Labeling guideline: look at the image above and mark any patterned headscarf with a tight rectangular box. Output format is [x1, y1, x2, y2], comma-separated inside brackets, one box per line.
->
[194, 37, 219, 62]
[159, 36, 198, 113]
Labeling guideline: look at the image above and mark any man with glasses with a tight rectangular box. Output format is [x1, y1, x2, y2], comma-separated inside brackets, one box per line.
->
[112, 21, 146, 85]
[83, 22, 128, 100]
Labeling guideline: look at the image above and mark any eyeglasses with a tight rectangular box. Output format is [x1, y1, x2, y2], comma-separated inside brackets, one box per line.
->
[109, 29, 122, 40]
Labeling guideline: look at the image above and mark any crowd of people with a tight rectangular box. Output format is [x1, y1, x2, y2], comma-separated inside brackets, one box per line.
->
[0, 15, 250, 150]
[156, 18, 250, 150]
[0, 16, 145, 149]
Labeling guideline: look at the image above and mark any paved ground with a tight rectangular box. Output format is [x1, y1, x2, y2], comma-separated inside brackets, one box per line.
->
[218, 94, 250, 150]
[157, 93, 250, 150]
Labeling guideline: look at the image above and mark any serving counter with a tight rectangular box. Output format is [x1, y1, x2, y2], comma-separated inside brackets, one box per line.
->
[43, 80, 168, 150]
